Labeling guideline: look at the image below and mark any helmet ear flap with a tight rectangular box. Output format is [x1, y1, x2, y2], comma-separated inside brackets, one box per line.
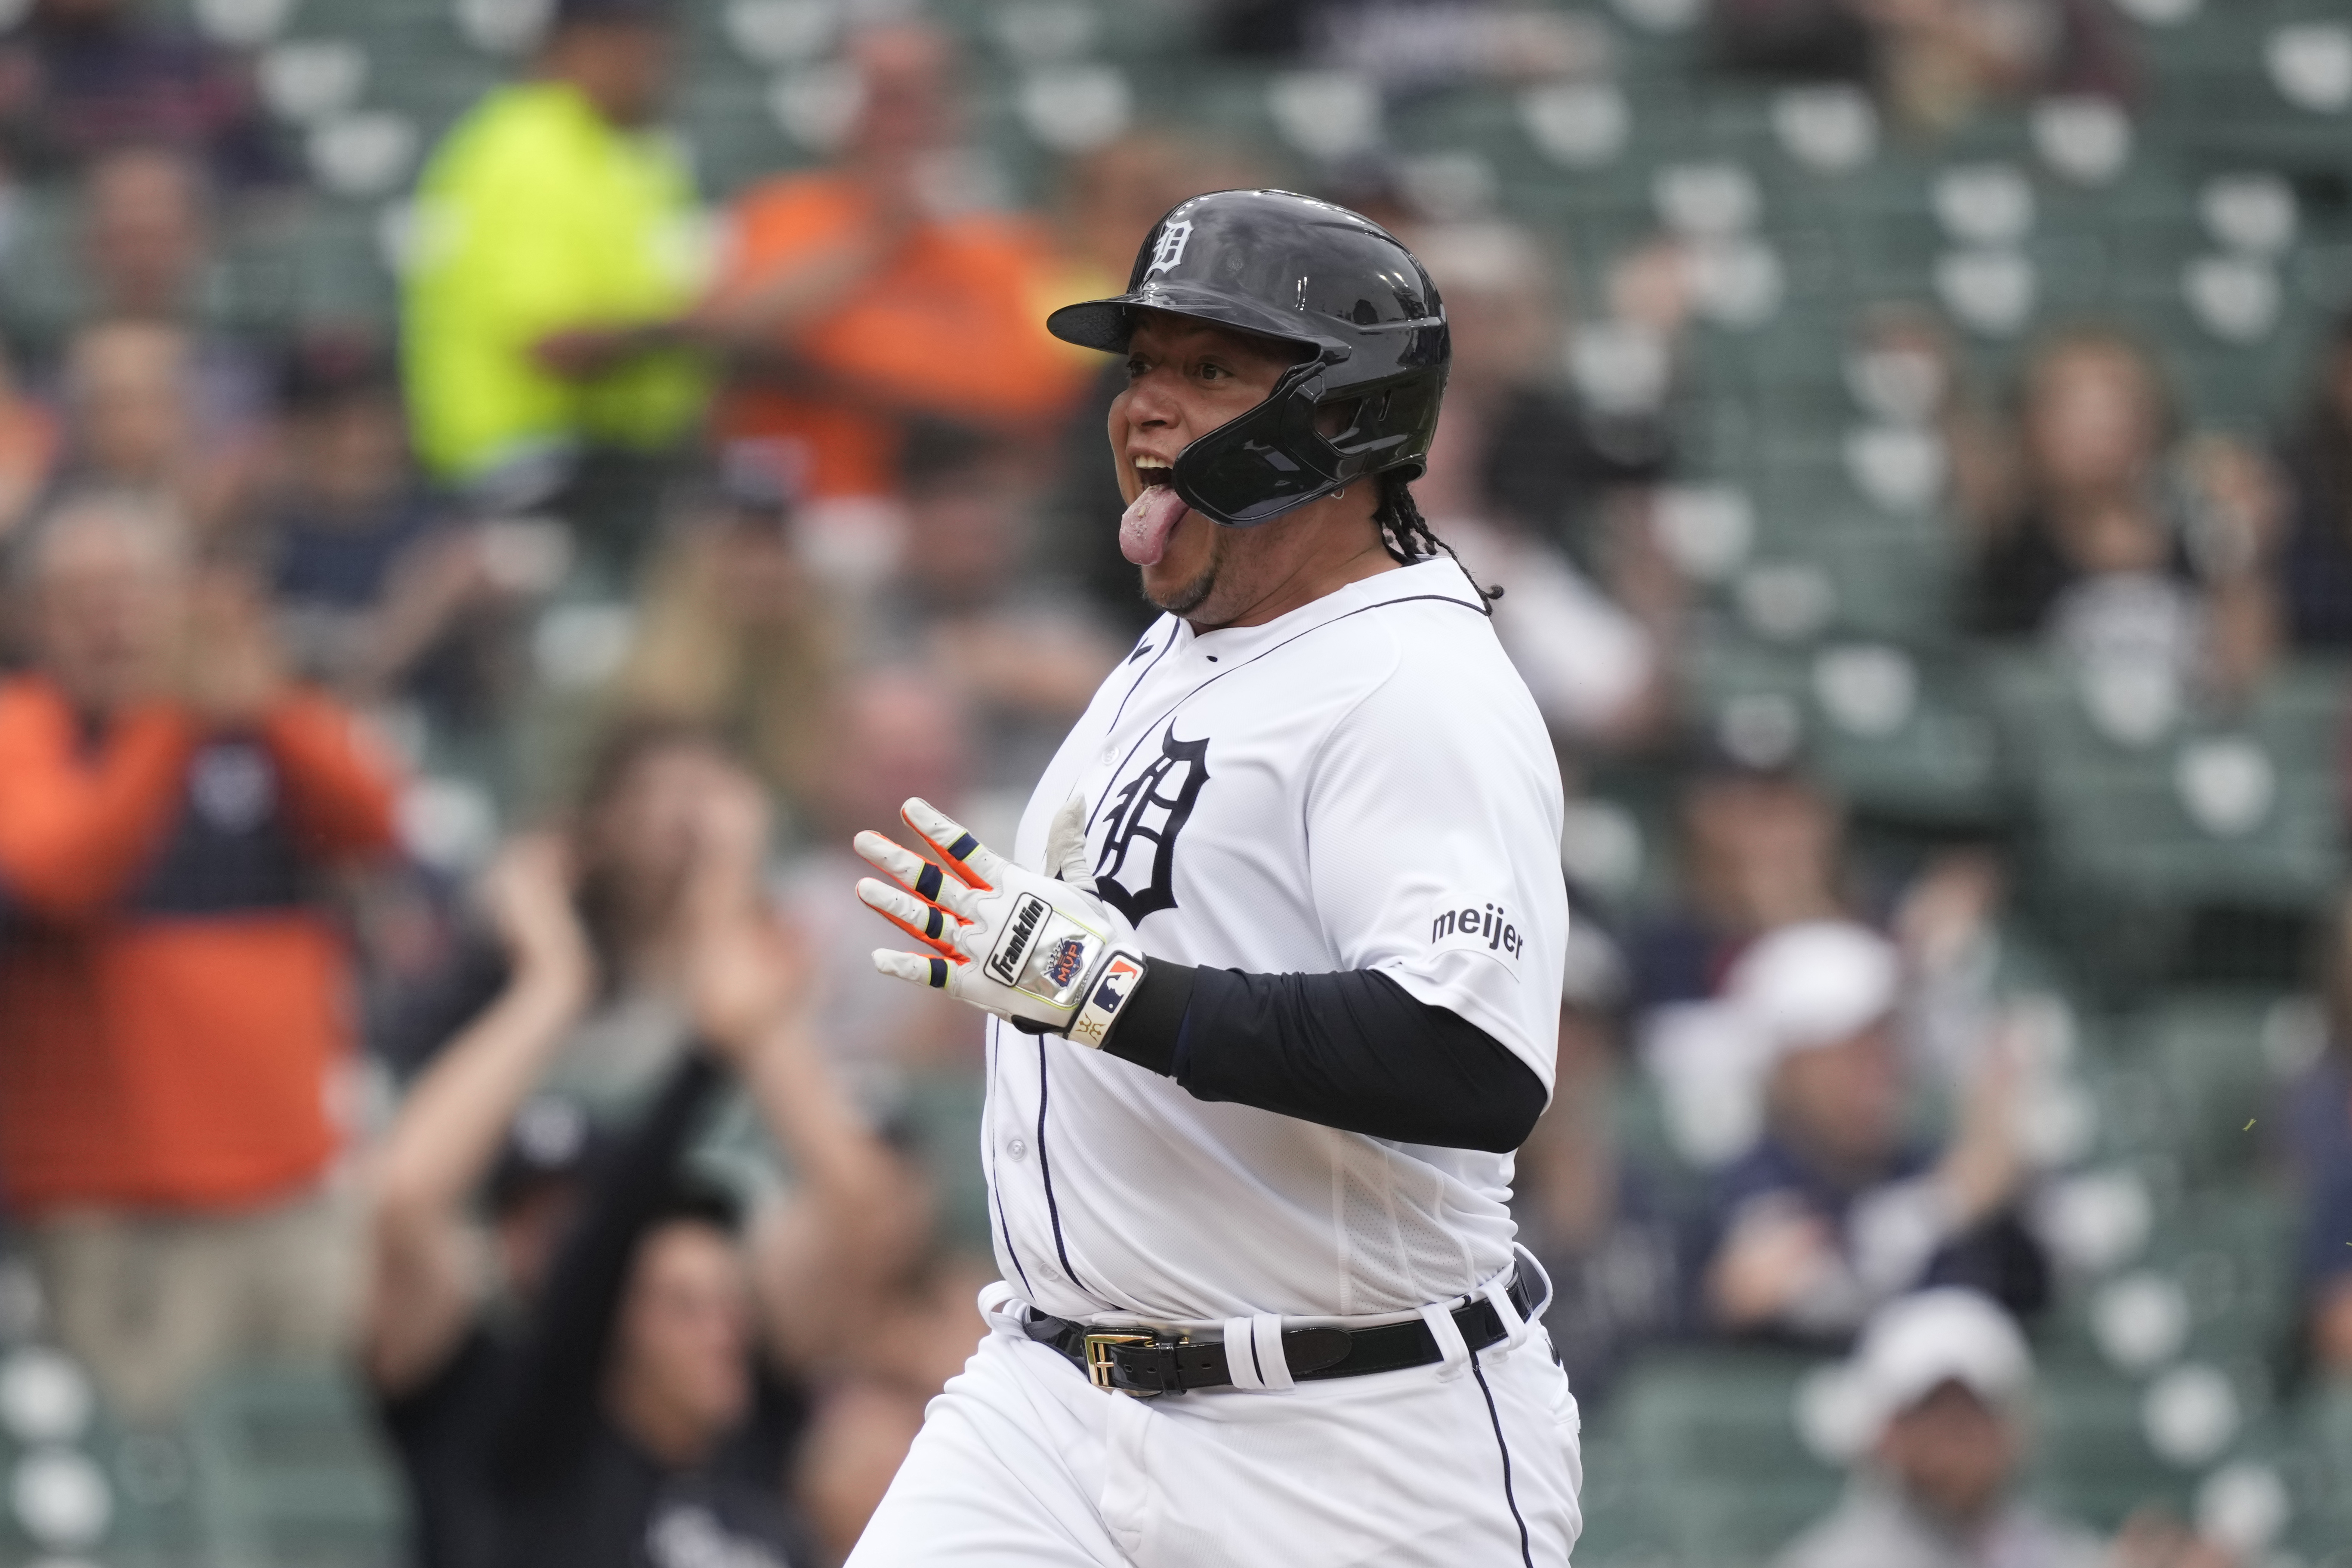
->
[1313, 397, 1363, 443]
[1172, 364, 1446, 528]
[1170, 363, 1342, 526]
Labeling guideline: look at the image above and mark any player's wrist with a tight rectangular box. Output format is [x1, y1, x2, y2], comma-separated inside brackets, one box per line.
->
[1089, 957, 1197, 1069]
[1055, 945, 1145, 1047]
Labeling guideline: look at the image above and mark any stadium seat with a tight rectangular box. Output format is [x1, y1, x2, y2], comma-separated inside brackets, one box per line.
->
[2128, 990, 2315, 1182]
[1601, 1347, 1844, 1565]
[183, 1365, 407, 1568]
[1991, 653, 2346, 923]
[1680, 628, 2004, 824]
[2022, 1363, 2191, 1530]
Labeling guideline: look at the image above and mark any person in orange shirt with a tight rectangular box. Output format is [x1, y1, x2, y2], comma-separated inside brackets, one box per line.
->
[0, 488, 399, 1420]
[697, 23, 1084, 507]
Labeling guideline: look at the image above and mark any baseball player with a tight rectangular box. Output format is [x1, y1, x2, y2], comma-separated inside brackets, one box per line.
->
[846, 189, 1580, 1566]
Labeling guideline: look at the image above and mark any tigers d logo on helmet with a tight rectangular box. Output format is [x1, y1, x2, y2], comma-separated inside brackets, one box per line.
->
[1146, 219, 1194, 275]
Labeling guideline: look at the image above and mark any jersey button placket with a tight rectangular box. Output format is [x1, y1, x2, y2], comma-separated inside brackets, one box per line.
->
[1006, 1136, 1028, 1161]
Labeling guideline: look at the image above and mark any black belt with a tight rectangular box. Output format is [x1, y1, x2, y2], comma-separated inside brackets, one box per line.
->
[1029, 1270, 1540, 1396]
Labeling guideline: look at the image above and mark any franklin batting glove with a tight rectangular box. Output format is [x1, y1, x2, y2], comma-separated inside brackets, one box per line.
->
[855, 796, 1148, 1047]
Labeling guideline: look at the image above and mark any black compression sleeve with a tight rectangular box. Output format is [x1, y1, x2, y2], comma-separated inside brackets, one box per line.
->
[1102, 963, 1546, 1152]
[488, 1050, 723, 1493]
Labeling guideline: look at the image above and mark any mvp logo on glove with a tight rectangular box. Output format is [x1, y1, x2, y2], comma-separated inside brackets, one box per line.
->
[1040, 936, 1090, 988]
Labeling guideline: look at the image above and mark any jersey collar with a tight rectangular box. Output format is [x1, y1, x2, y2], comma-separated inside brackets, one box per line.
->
[1173, 556, 1485, 661]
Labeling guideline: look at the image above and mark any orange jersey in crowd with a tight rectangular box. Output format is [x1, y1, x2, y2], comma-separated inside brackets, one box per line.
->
[711, 173, 1087, 499]
[0, 680, 398, 1215]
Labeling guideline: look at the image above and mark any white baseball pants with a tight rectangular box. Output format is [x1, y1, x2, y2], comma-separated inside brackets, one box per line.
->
[845, 1286, 1583, 1567]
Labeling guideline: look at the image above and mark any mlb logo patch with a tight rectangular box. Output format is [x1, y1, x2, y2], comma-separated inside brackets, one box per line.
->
[1069, 952, 1145, 1047]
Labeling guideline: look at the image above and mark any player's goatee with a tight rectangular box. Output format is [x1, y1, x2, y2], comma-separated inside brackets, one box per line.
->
[1143, 552, 1219, 617]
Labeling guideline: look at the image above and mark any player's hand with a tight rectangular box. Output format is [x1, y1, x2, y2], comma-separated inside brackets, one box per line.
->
[854, 796, 1148, 1046]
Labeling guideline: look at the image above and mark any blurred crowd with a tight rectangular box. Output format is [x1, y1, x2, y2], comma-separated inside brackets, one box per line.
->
[0, 0, 2347, 1564]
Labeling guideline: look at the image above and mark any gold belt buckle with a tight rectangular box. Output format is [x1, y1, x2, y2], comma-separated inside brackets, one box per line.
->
[1083, 1333, 1154, 1393]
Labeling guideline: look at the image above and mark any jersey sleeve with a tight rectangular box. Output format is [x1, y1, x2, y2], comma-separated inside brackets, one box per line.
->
[1302, 624, 1568, 1094]
[0, 685, 197, 924]
[260, 691, 401, 865]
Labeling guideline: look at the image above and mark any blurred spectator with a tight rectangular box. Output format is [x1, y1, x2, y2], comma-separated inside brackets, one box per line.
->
[773, 667, 978, 1085]
[366, 816, 919, 1568]
[1888, 848, 2012, 1089]
[253, 331, 532, 728]
[383, 722, 775, 1115]
[1968, 330, 2279, 698]
[2288, 892, 2352, 1381]
[864, 420, 1121, 794]
[1207, 0, 1608, 85]
[2269, 312, 2352, 651]
[367, 838, 609, 1568]
[1716, 0, 2132, 134]
[611, 450, 841, 813]
[69, 145, 271, 396]
[1969, 330, 2173, 639]
[1512, 948, 1685, 1407]
[0, 490, 398, 1419]
[0, 338, 62, 544]
[2301, 1172, 2352, 1381]
[0, 0, 284, 186]
[2, 145, 245, 359]
[57, 316, 259, 539]
[1407, 221, 1681, 745]
[1630, 756, 1849, 1012]
[1700, 923, 2043, 1343]
[83, 144, 212, 318]
[1777, 1289, 2105, 1568]
[0, 145, 276, 436]
[698, 22, 1083, 516]
[1411, 222, 1681, 544]
[401, 0, 707, 528]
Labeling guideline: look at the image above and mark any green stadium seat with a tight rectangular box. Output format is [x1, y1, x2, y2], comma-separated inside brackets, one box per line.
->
[2128, 990, 2311, 1182]
[2022, 1363, 2191, 1531]
[1991, 653, 2346, 920]
[2281, 1387, 2352, 1555]
[1681, 626, 2003, 822]
[894, 1069, 997, 1256]
[1599, 1346, 1844, 1568]
[183, 1365, 407, 1568]
[2139, 1186, 2301, 1368]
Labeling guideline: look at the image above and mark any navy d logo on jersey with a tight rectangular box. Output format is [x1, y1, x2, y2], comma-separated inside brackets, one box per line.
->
[1093, 723, 1210, 926]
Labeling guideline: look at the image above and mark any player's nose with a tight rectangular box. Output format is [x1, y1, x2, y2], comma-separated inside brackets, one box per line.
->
[1115, 365, 1184, 432]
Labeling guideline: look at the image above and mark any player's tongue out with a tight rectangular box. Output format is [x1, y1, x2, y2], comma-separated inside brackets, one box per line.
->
[1120, 477, 1188, 566]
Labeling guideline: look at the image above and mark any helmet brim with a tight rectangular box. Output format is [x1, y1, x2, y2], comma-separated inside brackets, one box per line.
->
[1046, 284, 1341, 361]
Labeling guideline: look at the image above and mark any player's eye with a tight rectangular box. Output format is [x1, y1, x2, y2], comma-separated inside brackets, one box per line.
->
[1198, 360, 1230, 382]
[1124, 354, 1151, 380]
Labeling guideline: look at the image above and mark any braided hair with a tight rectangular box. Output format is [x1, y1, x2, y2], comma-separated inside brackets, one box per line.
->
[1372, 469, 1502, 611]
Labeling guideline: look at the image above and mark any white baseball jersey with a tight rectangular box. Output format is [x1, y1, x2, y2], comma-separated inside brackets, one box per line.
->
[983, 556, 1568, 1326]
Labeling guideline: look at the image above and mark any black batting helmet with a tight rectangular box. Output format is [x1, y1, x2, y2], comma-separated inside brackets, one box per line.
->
[1046, 188, 1450, 528]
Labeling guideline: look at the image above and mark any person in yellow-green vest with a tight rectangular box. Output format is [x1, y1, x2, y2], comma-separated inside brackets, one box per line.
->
[401, 0, 707, 528]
